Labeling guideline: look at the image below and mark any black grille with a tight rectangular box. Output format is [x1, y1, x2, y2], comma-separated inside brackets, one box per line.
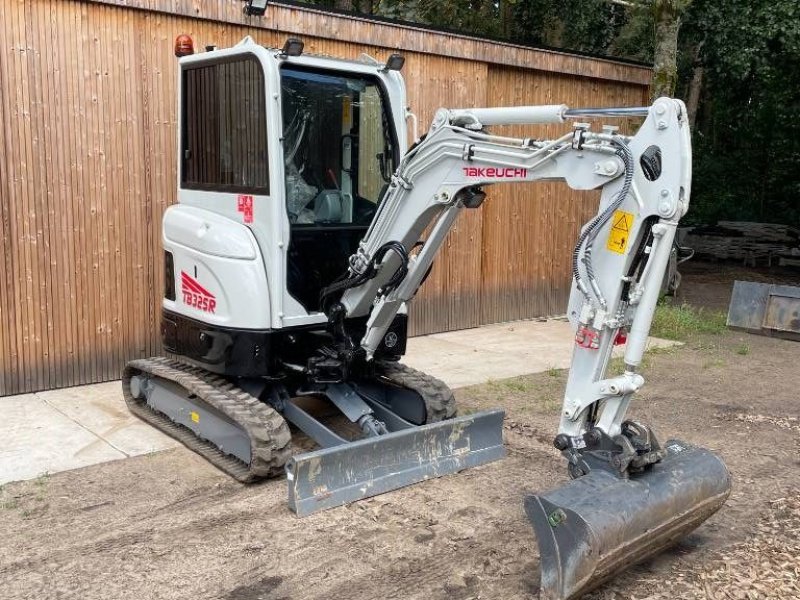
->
[164, 251, 175, 300]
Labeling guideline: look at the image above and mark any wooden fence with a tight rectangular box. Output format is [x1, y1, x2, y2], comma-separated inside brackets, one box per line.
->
[0, 0, 651, 395]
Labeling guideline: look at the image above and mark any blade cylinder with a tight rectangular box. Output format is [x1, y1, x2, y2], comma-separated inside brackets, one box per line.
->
[526, 440, 731, 600]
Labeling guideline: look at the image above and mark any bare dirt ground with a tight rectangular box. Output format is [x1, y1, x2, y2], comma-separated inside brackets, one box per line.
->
[1, 261, 799, 600]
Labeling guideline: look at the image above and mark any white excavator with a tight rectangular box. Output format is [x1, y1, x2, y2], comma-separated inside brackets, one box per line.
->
[123, 34, 731, 599]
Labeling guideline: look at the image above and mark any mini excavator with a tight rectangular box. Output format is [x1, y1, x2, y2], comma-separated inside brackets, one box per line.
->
[123, 34, 730, 599]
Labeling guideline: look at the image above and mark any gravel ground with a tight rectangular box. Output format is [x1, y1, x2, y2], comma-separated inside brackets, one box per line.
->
[0, 263, 798, 600]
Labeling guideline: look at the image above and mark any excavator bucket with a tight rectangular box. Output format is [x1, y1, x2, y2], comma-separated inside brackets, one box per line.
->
[526, 440, 731, 600]
[286, 409, 505, 516]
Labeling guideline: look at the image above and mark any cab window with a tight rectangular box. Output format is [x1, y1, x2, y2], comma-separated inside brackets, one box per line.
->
[181, 56, 269, 193]
[280, 66, 399, 312]
[281, 67, 397, 226]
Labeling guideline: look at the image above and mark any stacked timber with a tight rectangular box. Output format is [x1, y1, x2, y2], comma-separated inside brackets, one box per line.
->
[682, 221, 800, 265]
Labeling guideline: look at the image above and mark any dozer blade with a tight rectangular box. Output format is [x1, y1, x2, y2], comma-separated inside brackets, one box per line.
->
[286, 409, 505, 516]
[526, 440, 731, 600]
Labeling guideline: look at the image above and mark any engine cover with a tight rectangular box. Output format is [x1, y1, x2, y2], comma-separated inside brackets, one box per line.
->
[162, 205, 271, 329]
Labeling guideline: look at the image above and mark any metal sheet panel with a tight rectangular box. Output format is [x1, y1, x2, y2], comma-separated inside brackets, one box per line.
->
[762, 285, 800, 334]
[727, 280, 771, 330]
[728, 280, 800, 339]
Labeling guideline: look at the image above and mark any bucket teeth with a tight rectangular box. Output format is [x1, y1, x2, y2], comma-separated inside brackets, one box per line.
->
[526, 440, 731, 600]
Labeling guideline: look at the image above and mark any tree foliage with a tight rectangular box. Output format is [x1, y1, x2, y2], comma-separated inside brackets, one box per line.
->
[678, 0, 800, 225]
[298, 0, 800, 226]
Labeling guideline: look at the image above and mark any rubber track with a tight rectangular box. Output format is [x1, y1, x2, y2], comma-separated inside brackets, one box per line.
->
[375, 362, 457, 423]
[122, 357, 292, 483]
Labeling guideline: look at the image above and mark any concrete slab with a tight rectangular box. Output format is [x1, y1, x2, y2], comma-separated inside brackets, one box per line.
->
[1, 382, 178, 486]
[37, 382, 180, 457]
[1, 393, 125, 485]
[404, 318, 681, 388]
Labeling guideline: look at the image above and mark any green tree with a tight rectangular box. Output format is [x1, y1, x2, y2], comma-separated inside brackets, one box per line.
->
[651, 0, 692, 99]
[509, 0, 626, 55]
[679, 0, 800, 225]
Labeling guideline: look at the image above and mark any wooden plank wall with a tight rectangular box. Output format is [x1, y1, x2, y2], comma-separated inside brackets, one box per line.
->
[0, 0, 650, 395]
[479, 68, 649, 324]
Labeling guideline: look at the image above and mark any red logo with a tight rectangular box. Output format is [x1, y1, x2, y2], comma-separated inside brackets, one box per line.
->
[181, 271, 216, 313]
[237, 194, 254, 224]
[462, 167, 527, 178]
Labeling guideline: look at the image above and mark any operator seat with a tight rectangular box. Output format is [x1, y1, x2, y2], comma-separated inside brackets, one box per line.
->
[314, 190, 343, 223]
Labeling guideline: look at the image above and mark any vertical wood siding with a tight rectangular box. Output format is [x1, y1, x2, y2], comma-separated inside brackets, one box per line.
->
[479, 67, 650, 326]
[0, 0, 650, 395]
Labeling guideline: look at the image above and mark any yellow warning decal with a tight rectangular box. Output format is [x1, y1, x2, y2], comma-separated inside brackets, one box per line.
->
[606, 209, 634, 254]
[190, 411, 200, 424]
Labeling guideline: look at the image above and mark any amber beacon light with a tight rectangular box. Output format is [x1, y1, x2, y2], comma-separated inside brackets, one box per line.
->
[174, 34, 194, 57]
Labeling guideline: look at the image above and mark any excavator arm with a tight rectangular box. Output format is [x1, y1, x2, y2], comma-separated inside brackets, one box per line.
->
[337, 98, 686, 443]
[328, 98, 730, 599]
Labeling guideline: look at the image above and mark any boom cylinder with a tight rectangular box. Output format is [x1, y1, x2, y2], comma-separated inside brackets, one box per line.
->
[624, 223, 677, 367]
[562, 106, 650, 119]
[449, 104, 568, 126]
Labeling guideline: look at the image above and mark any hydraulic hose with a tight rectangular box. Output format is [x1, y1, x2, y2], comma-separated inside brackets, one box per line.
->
[319, 241, 409, 312]
[372, 241, 409, 293]
[572, 138, 635, 309]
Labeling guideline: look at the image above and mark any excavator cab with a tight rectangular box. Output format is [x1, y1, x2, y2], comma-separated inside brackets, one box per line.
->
[175, 38, 408, 337]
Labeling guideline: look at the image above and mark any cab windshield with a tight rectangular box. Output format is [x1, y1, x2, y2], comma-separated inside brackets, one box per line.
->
[281, 66, 397, 227]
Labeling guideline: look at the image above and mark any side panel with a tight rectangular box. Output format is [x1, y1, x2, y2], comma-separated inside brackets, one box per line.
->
[163, 205, 271, 329]
[176, 45, 280, 328]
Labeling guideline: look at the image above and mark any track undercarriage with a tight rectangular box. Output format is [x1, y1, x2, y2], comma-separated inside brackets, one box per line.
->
[122, 356, 505, 514]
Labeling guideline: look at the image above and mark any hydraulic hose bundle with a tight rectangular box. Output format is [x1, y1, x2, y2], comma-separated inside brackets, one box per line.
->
[320, 241, 409, 313]
[571, 138, 635, 310]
